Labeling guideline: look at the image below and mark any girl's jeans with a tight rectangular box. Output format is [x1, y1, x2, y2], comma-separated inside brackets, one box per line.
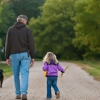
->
[47, 76, 59, 98]
[10, 52, 31, 95]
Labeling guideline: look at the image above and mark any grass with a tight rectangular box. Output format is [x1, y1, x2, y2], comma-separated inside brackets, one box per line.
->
[72, 60, 100, 81]
[0, 63, 12, 79]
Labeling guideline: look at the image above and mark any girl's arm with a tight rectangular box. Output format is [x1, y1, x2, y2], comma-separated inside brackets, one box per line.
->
[42, 62, 48, 71]
[57, 63, 65, 73]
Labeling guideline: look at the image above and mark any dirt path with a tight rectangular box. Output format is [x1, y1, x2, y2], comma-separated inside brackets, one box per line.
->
[0, 61, 100, 100]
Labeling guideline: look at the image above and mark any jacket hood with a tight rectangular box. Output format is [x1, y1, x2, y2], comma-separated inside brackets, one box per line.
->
[50, 59, 55, 64]
[14, 22, 26, 29]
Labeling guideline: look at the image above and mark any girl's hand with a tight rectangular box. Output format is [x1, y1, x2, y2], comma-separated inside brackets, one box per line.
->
[61, 66, 69, 76]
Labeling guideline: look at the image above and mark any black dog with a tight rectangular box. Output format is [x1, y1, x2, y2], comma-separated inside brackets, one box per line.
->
[0, 69, 4, 88]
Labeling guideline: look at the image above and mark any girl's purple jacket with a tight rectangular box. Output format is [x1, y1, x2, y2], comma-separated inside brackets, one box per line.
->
[42, 61, 65, 77]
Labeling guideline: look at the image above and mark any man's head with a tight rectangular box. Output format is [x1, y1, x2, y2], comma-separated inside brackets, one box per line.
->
[17, 14, 29, 25]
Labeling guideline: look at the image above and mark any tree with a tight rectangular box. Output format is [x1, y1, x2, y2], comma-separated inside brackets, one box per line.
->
[0, 1, 15, 60]
[9, 0, 45, 19]
[0, 0, 45, 60]
[29, 0, 79, 59]
[73, 0, 100, 59]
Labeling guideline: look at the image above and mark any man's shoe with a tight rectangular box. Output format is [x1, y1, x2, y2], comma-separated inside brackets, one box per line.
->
[16, 95, 21, 99]
[55, 91, 60, 99]
[22, 94, 27, 100]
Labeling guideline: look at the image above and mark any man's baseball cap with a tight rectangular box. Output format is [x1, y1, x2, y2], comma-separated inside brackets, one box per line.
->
[17, 14, 29, 24]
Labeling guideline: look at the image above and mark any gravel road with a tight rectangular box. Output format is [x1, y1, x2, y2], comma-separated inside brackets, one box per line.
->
[0, 61, 100, 100]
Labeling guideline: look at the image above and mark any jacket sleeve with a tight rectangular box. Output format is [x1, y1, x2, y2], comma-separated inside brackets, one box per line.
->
[27, 28, 35, 59]
[5, 28, 10, 59]
[42, 62, 48, 71]
[57, 63, 65, 73]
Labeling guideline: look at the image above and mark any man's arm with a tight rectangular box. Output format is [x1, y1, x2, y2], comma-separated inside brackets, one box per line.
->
[27, 28, 35, 66]
[5, 28, 11, 66]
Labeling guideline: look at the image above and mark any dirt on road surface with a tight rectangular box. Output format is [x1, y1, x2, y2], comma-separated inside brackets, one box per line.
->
[0, 61, 100, 100]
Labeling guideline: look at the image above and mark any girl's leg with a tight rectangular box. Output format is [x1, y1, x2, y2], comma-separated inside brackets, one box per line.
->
[47, 77, 52, 98]
[52, 77, 59, 92]
[52, 77, 60, 99]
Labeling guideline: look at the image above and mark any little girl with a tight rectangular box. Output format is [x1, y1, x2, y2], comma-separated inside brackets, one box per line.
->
[42, 52, 65, 100]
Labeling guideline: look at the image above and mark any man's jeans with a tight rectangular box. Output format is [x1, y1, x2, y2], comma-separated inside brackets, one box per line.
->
[47, 76, 59, 98]
[10, 52, 31, 95]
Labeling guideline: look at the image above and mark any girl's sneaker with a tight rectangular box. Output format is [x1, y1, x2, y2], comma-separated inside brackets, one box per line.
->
[55, 91, 60, 99]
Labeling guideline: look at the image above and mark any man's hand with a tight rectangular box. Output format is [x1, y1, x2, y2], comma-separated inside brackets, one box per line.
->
[30, 59, 34, 66]
[6, 59, 11, 66]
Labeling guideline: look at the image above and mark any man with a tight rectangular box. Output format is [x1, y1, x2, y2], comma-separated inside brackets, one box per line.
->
[5, 14, 35, 100]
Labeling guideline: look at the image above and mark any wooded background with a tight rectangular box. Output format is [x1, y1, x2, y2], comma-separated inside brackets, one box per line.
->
[0, 0, 100, 60]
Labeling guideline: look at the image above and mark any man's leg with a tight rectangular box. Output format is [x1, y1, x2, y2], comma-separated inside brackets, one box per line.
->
[10, 54, 21, 95]
[20, 52, 31, 95]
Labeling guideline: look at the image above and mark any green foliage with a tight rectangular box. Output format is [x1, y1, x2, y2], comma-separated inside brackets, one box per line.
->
[0, 1, 16, 60]
[73, 0, 100, 58]
[0, 3, 15, 34]
[0, 0, 100, 60]
[0, 0, 45, 60]
[9, 0, 45, 19]
[0, 38, 2, 47]
[29, 0, 78, 59]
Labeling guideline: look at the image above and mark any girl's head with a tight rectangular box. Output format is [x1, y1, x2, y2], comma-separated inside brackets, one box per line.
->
[43, 52, 58, 64]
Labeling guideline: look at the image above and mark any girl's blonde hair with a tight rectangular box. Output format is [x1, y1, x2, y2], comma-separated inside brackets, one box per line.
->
[43, 52, 58, 64]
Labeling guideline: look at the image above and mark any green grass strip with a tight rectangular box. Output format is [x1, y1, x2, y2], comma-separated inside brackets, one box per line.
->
[0, 63, 12, 79]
